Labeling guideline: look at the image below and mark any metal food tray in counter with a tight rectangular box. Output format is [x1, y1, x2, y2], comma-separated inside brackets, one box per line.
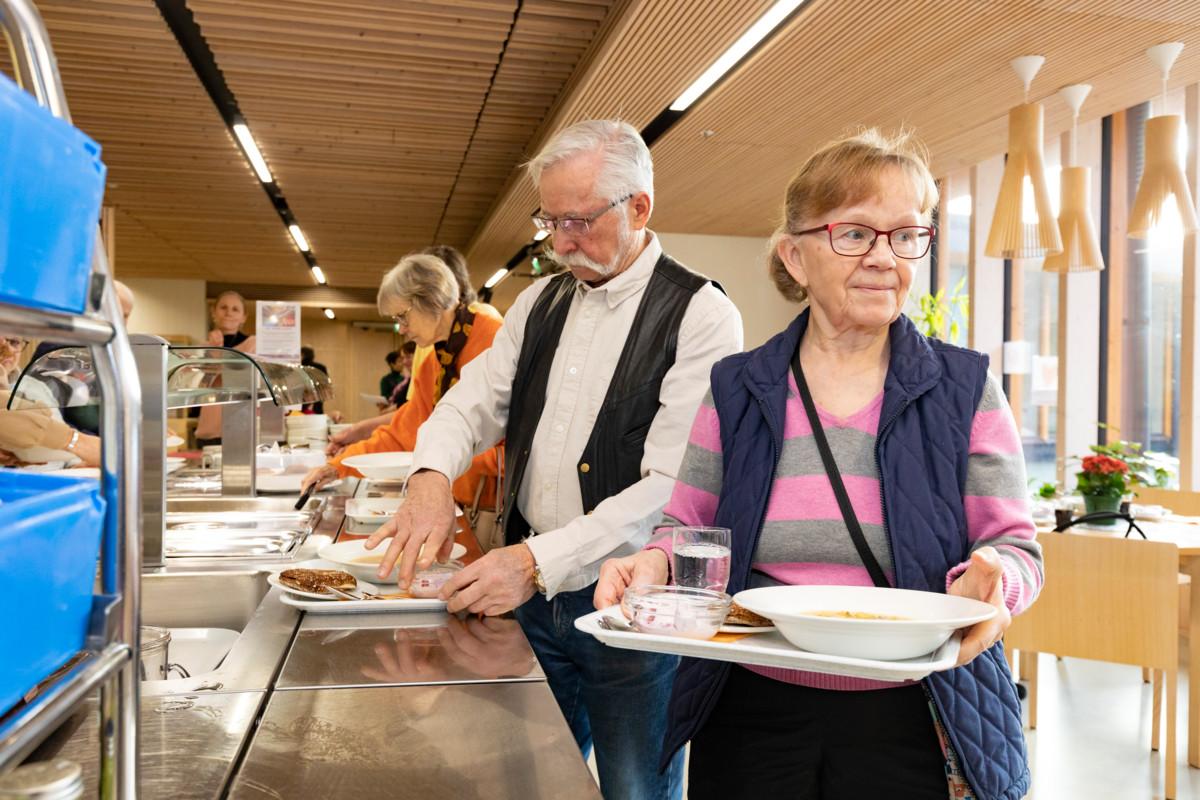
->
[576, 606, 961, 683]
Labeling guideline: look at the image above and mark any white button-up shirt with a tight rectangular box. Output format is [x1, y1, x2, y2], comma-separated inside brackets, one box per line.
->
[410, 232, 743, 596]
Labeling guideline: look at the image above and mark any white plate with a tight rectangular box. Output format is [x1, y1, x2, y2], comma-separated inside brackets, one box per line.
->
[340, 452, 414, 480]
[279, 592, 447, 614]
[577, 606, 960, 683]
[318, 538, 467, 583]
[735, 586, 995, 661]
[344, 497, 464, 524]
[165, 456, 187, 474]
[255, 472, 342, 494]
[167, 434, 185, 449]
[266, 559, 381, 600]
[717, 623, 776, 635]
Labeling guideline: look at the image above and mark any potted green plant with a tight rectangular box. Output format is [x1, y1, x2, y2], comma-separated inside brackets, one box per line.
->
[911, 278, 969, 341]
[1075, 454, 1131, 525]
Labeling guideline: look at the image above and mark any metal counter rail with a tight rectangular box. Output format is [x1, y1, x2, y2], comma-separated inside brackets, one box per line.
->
[0, 644, 132, 769]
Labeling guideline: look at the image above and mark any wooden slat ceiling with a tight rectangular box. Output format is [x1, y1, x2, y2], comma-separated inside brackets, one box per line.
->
[187, 0, 617, 288]
[0, 0, 302, 284]
[472, 0, 1200, 306]
[648, 0, 1200, 236]
[10, 0, 1200, 307]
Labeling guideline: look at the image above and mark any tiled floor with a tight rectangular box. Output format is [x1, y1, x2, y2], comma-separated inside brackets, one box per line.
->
[1022, 651, 1200, 799]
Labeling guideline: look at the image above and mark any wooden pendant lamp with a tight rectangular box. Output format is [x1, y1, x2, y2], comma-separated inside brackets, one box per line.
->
[1129, 42, 1199, 238]
[1044, 84, 1104, 272]
[986, 55, 1063, 259]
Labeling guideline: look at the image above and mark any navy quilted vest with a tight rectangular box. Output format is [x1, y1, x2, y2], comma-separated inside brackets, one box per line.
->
[660, 310, 1030, 800]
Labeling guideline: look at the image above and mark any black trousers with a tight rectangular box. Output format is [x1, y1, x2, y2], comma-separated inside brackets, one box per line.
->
[689, 665, 950, 799]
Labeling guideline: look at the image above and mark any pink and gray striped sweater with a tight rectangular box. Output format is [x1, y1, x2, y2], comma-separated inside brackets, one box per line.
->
[649, 369, 1042, 691]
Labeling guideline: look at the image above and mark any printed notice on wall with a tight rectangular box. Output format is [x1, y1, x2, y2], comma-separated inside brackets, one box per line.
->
[256, 301, 302, 364]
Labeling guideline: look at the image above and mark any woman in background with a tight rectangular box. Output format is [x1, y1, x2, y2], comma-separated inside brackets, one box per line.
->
[194, 290, 256, 448]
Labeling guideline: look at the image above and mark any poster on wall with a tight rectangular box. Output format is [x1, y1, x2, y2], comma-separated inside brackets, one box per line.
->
[255, 301, 302, 364]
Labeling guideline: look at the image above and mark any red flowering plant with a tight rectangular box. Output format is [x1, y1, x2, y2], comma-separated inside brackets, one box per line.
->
[1075, 454, 1130, 499]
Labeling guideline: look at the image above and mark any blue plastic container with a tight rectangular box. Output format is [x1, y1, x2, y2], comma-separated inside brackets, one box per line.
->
[0, 72, 106, 314]
[0, 472, 105, 715]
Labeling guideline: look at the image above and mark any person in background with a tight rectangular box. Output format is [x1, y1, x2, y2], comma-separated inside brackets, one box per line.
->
[0, 336, 101, 467]
[387, 342, 416, 408]
[194, 290, 256, 448]
[365, 119, 743, 800]
[300, 345, 328, 415]
[595, 129, 1041, 800]
[29, 280, 135, 436]
[329, 341, 413, 454]
[300, 253, 505, 548]
[379, 349, 407, 410]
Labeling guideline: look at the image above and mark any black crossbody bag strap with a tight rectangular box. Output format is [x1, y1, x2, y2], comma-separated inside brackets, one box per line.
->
[791, 347, 891, 589]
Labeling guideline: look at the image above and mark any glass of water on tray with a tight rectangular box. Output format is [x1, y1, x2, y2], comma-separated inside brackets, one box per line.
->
[672, 526, 732, 593]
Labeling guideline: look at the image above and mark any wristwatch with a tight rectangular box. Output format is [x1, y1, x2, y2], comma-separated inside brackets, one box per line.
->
[532, 563, 548, 595]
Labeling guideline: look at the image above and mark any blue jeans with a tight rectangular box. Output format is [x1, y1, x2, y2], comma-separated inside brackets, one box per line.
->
[515, 583, 684, 800]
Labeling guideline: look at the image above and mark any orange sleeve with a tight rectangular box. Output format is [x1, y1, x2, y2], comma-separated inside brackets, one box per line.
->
[331, 355, 439, 477]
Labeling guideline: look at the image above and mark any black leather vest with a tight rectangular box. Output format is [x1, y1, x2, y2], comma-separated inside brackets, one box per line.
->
[502, 253, 713, 545]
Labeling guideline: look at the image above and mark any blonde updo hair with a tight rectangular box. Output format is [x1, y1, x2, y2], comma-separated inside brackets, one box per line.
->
[768, 128, 939, 304]
[377, 253, 460, 317]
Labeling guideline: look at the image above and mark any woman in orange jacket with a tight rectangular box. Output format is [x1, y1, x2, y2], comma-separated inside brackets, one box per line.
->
[301, 253, 504, 543]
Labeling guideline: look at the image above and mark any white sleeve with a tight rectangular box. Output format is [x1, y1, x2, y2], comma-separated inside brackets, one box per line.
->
[409, 281, 551, 480]
[526, 284, 744, 596]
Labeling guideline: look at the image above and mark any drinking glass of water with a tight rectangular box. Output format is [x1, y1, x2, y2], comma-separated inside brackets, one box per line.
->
[672, 526, 732, 593]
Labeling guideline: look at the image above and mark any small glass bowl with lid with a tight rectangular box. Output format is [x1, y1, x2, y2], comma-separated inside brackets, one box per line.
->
[620, 585, 732, 639]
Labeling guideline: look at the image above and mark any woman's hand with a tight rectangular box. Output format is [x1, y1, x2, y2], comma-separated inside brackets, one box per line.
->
[593, 549, 670, 610]
[206, 329, 224, 347]
[69, 433, 102, 467]
[948, 547, 1011, 666]
[300, 464, 339, 494]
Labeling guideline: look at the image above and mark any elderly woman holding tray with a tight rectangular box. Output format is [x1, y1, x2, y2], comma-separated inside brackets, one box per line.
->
[595, 130, 1043, 800]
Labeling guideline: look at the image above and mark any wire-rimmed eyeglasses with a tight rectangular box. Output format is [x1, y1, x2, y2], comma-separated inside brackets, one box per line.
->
[531, 193, 633, 237]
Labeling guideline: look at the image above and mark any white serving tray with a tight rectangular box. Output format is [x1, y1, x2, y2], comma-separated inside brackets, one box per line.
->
[575, 606, 961, 683]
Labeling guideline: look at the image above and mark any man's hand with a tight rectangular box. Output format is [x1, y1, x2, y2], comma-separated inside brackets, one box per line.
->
[594, 550, 670, 610]
[300, 464, 339, 494]
[366, 470, 456, 587]
[948, 547, 1011, 666]
[440, 544, 537, 617]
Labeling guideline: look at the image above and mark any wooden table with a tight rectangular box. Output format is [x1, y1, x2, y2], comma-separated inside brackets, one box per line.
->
[1038, 517, 1200, 766]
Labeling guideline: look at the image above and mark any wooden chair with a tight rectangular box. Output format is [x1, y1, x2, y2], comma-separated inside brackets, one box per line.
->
[1134, 486, 1200, 517]
[1005, 532, 1181, 798]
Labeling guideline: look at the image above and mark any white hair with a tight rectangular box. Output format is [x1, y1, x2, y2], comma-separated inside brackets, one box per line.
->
[376, 253, 460, 316]
[527, 119, 654, 204]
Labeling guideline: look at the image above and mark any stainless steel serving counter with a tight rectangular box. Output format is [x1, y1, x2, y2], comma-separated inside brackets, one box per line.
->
[41, 484, 598, 798]
[227, 683, 601, 800]
[277, 611, 544, 690]
[55, 692, 266, 799]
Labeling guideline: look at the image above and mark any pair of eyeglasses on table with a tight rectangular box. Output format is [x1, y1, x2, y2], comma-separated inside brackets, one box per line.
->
[1054, 511, 1147, 539]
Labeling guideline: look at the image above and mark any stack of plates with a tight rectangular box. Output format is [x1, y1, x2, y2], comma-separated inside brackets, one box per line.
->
[285, 414, 328, 448]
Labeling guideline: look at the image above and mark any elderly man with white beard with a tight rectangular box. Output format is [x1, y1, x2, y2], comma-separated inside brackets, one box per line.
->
[365, 119, 743, 799]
